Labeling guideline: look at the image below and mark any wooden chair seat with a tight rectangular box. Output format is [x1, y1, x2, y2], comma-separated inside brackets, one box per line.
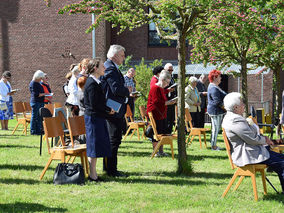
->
[39, 116, 88, 180]
[148, 112, 174, 159]
[185, 108, 210, 148]
[123, 105, 146, 141]
[222, 128, 267, 201]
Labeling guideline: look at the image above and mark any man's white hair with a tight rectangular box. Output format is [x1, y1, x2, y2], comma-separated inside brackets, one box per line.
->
[32, 70, 45, 81]
[107, 44, 125, 59]
[223, 92, 242, 112]
[164, 63, 173, 71]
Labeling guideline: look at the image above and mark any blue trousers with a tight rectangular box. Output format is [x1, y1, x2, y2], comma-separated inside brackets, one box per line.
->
[30, 102, 44, 135]
[262, 147, 284, 192]
[209, 113, 225, 147]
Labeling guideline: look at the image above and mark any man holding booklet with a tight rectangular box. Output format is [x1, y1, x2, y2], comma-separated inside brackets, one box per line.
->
[101, 45, 130, 177]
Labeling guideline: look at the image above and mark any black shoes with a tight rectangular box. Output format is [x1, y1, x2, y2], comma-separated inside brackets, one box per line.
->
[88, 176, 104, 182]
[107, 171, 128, 178]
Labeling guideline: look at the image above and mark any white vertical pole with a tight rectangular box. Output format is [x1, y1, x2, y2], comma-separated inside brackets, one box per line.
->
[92, 13, 96, 58]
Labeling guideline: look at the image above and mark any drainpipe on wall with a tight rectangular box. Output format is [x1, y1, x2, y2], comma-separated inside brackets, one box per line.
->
[261, 73, 264, 103]
[237, 77, 240, 93]
[92, 13, 96, 58]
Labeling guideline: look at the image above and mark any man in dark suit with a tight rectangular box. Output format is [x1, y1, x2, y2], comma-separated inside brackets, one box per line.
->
[101, 45, 130, 177]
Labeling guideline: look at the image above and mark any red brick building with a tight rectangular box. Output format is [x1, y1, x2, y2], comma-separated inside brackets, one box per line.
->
[0, 0, 282, 113]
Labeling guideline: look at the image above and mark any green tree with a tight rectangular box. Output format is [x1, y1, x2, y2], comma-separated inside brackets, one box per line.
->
[45, 0, 212, 174]
[191, 0, 279, 116]
[254, 0, 283, 121]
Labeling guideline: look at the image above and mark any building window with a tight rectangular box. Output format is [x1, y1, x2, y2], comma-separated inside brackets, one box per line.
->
[148, 22, 177, 47]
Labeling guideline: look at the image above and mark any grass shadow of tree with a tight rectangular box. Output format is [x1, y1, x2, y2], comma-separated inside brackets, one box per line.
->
[0, 178, 40, 185]
[0, 164, 54, 171]
[0, 202, 67, 212]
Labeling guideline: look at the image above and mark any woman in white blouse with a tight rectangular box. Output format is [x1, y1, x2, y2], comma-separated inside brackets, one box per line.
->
[0, 71, 16, 130]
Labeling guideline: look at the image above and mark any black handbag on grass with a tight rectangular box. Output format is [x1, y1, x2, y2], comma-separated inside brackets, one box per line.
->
[53, 163, 85, 185]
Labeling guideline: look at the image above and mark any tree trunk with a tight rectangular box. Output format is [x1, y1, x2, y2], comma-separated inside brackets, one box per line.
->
[240, 60, 248, 116]
[176, 33, 192, 175]
[274, 65, 282, 122]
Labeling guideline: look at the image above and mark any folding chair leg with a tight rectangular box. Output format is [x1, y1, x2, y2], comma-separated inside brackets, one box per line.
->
[260, 170, 267, 195]
[222, 171, 239, 198]
[198, 134, 202, 149]
[40, 154, 54, 180]
[251, 174, 258, 201]
[80, 153, 87, 177]
[151, 142, 161, 159]
[84, 151, 89, 177]
[203, 132, 207, 148]
[123, 127, 132, 141]
[137, 127, 140, 140]
[170, 142, 174, 159]
[11, 123, 20, 135]
[130, 129, 136, 139]
[233, 176, 244, 191]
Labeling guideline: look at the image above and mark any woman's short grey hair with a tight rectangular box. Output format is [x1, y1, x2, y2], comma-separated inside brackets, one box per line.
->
[223, 92, 242, 112]
[107, 44, 125, 59]
[188, 76, 198, 85]
[32, 70, 45, 81]
[2, 71, 11, 78]
[159, 70, 171, 81]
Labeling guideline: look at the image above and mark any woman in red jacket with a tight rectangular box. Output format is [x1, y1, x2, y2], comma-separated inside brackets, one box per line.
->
[147, 70, 176, 157]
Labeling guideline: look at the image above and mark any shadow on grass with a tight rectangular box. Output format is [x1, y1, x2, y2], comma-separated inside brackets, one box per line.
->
[0, 164, 53, 171]
[0, 144, 37, 149]
[121, 140, 146, 144]
[262, 193, 284, 203]
[0, 178, 40, 184]
[0, 202, 67, 212]
[106, 171, 232, 186]
[119, 151, 153, 157]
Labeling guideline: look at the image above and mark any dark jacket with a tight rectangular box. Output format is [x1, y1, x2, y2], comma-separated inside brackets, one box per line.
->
[84, 77, 111, 117]
[207, 83, 226, 115]
[29, 80, 44, 103]
[100, 59, 129, 119]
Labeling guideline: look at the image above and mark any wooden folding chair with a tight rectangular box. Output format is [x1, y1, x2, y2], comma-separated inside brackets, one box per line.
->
[139, 105, 149, 124]
[11, 102, 31, 135]
[222, 128, 267, 201]
[185, 108, 210, 148]
[148, 112, 174, 159]
[44, 103, 54, 116]
[54, 102, 63, 108]
[40, 116, 88, 180]
[22, 102, 32, 120]
[122, 105, 147, 141]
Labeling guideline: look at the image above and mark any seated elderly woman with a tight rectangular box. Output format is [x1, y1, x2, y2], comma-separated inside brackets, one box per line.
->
[185, 76, 201, 127]
[222, 92, 284, 194]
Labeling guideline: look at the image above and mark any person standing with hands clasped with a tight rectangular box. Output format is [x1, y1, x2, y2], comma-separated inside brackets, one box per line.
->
[101, 45, 130, 177]
[84, 58, 115, 182]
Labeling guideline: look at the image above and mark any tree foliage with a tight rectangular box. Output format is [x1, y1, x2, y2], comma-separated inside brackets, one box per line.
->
[191, 0, 283, 116]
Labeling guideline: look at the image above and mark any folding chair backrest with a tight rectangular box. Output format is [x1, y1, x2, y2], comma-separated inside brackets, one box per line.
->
[44, 103, 54, 116]
[125, 104, 134, 122]
[184, 108, 193, 129]
[22, 102, 32, 112]
[67, 116, 86, 147]
[148, 112, 159, 141]
[13, 102, 25, 114]
[54, 108, 68, 130]
[222, 128, 235, 170]
[54, 102, 63, 108]
[43, 116, 65, 153]
[139, 105, 148, 123]
[39, 107, 52, 118]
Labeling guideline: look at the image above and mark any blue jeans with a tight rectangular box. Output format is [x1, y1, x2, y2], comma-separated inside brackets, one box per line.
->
[262, 147, 284, 192]
[30, 102, 44, 135]
[209, 113, 225, 147]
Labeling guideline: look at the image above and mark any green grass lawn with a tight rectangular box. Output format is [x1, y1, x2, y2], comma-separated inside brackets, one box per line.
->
[0, 120, 283, 213]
